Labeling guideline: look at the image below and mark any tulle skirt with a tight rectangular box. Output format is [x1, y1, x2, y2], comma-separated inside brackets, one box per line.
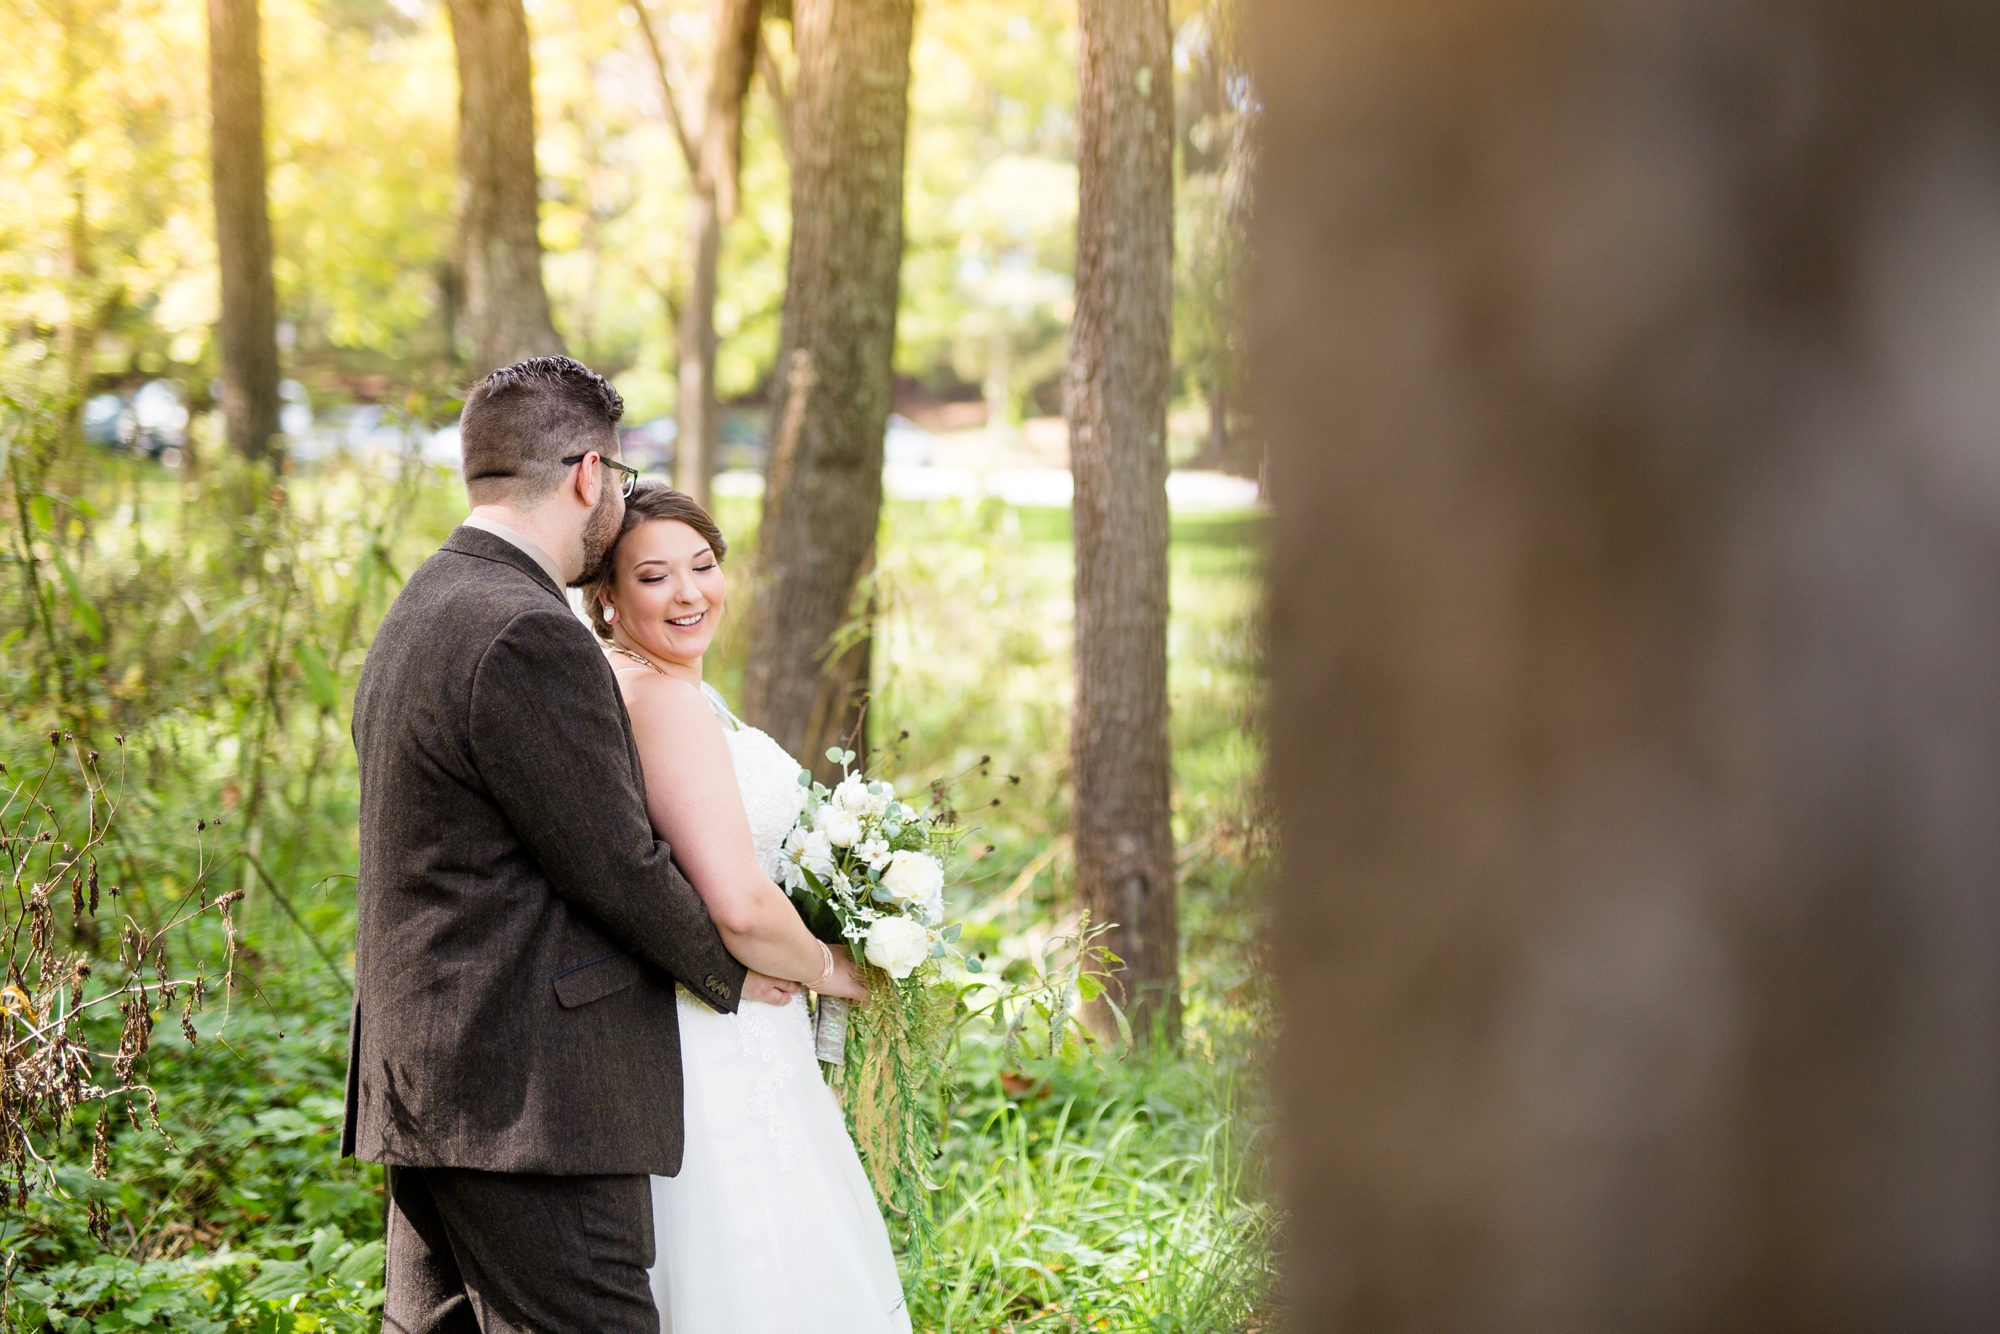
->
[650, 989, 911, 1334]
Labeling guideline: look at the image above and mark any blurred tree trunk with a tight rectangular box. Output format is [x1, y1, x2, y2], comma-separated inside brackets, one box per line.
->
[446, 0, 562, 374]
[1068, 0, 1178, 1043]
[634, 0, 763, 510]
[743, 0, 911, 781]
[1254, 2, 2000, 1330]
[207, 0, 281, 461]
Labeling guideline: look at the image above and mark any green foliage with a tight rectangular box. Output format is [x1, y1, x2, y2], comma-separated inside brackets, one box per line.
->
[1, 450, 1271, 1331]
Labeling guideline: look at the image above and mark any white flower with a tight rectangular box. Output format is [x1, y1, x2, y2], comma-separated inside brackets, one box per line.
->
[856, 837, 892, 872]
[816, 804, 861, 848]
[800, 829, 836, 878]
[880, 849, 944, 907]
[918, 882, 944, 927]
[834, 775, 874, 815]
[864, 916, 933, 979]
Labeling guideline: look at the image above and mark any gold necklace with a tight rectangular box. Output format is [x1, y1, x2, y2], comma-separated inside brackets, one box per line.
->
[606, 641, 667, 674]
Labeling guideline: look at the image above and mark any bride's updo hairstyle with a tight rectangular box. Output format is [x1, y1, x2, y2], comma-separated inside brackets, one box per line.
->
[580, 480, 728, 643]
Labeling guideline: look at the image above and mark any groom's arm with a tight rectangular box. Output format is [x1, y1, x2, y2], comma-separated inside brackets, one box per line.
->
[468, 605, 746, 1013]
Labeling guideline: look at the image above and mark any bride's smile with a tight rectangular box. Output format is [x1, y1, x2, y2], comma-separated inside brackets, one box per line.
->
[592, 513, 729, 680]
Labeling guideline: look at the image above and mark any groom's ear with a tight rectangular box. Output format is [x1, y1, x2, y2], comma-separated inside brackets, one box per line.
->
[570, 448, 602, 507]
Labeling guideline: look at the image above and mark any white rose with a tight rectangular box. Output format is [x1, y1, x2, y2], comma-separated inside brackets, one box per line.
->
[864, 916, 933, 980]
[816, 804, 861, 848]
[856, 837, 892, 872]
[801, 829, 835, 877]
[834, 775, 873, 814]
[880, 850, 944, 906]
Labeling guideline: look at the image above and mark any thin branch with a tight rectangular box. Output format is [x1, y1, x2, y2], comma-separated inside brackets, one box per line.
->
[632, 1, 703, 180]
[239, 854, 352, 992]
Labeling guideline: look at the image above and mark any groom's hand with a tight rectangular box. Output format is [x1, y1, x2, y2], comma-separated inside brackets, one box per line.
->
[742, 970, 801, 1007]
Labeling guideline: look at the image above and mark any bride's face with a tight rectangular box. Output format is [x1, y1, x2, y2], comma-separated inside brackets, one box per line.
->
[604, 518, 726, 666]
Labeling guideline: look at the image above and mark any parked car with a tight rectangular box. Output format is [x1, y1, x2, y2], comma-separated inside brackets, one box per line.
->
[620, 417, 677, 475]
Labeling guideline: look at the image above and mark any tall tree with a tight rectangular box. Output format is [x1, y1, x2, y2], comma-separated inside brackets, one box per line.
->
[1068, 0, 1178, 1042]
[446, 0, 563, 374]
[742, 0, 912, 779]
[633, 0, 765, 511]
[207, 0, 281, 460]
[1256, 0, 2000, 1329]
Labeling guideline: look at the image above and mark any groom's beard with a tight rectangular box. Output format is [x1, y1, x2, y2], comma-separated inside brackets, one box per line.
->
[575, 486, 622, 585]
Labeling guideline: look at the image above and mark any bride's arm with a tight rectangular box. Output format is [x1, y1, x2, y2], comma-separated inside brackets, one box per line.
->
[620, 671, 867, 998]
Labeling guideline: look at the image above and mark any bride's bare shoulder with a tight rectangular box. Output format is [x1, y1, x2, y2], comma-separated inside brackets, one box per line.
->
[611, 665, 722, 735]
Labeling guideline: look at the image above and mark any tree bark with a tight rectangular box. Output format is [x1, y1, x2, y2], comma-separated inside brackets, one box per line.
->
[207, 0, 281, 461]
[1255, 1, 2000, 1329]
[1068, 0, 1178, 1043]
[743, 0, 912, 776]
[446, 0, 562, 374]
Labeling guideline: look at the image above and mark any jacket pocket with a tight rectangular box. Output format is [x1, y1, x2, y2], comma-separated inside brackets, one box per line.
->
[552, 952, 644, 1008]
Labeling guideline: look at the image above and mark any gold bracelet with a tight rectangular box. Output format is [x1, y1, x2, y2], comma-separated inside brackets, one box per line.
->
[810, 941, 836, 991]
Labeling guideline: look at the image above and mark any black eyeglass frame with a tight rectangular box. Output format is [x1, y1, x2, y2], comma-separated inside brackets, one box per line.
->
[561, 451, 641, 498]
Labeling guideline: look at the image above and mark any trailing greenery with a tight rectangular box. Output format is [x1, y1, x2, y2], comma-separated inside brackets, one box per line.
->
[1, 430, 1273, 1332]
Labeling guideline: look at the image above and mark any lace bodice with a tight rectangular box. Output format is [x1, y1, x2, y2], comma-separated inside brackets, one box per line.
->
[700, 682, 809, 881]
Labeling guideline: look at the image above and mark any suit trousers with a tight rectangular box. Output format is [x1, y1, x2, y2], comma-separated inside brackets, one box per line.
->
[382, 1165, 659, 1334]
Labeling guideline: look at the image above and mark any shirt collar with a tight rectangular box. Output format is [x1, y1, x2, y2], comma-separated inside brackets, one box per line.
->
[462, 513, 568, 591]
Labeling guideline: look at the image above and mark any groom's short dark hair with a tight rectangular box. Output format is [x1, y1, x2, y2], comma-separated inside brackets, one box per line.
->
[460, 356, 625, 507]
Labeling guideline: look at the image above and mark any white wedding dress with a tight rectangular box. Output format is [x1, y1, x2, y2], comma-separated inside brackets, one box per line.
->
[645, 680, 911, 1334]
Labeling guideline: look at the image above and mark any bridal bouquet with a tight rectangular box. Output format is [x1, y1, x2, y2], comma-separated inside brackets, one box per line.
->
[778, 746, 968, 1225]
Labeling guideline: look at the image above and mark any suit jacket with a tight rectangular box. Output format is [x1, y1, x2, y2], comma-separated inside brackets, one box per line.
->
[342, 525, 745, 1176]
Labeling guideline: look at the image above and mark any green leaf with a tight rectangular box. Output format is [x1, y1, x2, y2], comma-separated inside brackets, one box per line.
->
[305, 1227, 342, 1272]
[941, 923, 963, 943]
[965, 956, 983, 973]
[49, 549, 103, 642]
[293, 641, 340, 712]
[29, 493, 54, 532]
[334, 1240, 385, 1285]
[825, 747, 844, 763]
[796, 771, 811, 786]
[1076, 973, 1103, 1003]
[1103, 995, 1134, 1052]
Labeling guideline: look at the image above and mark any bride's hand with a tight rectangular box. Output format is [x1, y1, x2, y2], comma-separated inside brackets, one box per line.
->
[742, 969, 801, 1007]
[815, 947, 872, 1007]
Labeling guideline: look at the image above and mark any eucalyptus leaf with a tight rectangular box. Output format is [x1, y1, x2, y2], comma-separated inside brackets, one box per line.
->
[942, 923, 963, 943]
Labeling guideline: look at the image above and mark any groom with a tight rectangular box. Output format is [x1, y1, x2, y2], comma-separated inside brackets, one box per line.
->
[346, 356, 743, 1333]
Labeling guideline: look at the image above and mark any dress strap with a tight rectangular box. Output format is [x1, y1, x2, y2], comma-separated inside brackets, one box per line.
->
[700, 681, 741, 731]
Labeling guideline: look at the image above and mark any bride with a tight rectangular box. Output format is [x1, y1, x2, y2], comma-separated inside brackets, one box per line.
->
[579, 481, 912, 1334]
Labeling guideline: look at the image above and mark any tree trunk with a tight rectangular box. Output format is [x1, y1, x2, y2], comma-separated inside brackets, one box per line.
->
[743, 0, 912, 772]
[207, 0, 281, 461]
[446, 0, 562, 375]
[636, 0, 762, 508]
[1068, 0, 1178, 1044]
[1254, 2, 2000, 1330]
[675, 189, 721, 507]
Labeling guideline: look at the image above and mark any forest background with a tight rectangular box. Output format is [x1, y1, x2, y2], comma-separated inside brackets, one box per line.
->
[0, 0, 1273, 1330]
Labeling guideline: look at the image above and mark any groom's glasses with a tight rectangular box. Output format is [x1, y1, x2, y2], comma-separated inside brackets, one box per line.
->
[562, 451, 641, 499]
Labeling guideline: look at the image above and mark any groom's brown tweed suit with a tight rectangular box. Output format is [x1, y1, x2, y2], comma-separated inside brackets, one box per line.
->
[347, 525, 745, 1333]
